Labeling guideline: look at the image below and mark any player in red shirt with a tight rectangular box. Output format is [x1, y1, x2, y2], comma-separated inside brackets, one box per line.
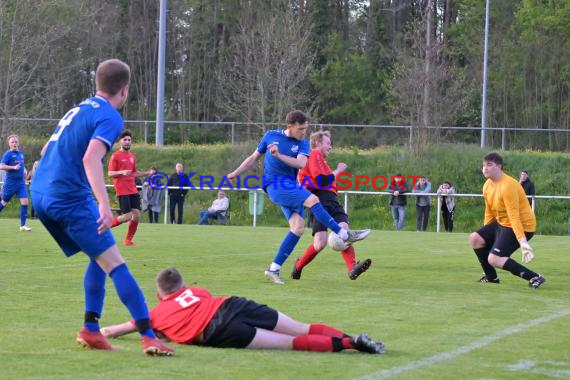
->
[293, 131, 372, 280]
[107, 130, 149, 246]
[101, 267, 384, 353]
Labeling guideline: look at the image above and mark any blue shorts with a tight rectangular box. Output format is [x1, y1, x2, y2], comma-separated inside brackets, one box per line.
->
[31, 192, 116, 258]
[2, 182, 27, 202]
[266, 181, 312, 220]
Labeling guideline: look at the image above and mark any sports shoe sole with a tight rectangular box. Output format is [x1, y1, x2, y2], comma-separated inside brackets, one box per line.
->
[143, 346, 174, 356]
[349, 259, 372, 280]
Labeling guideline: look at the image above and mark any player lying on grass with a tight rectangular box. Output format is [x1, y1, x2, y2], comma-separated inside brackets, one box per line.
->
[101, 267, 385, 354]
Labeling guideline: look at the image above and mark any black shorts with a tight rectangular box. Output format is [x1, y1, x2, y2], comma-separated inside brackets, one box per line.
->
[476, 221, 534, 257]
[311, 190, 349, 235]
[200, 297, 278, 348]
[118, 194, 141, 214]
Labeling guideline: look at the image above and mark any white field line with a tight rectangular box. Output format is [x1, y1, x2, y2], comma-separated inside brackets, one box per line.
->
[356, 307, 570, 380]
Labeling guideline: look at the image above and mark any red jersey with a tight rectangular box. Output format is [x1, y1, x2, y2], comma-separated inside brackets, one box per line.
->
[298, 149, 338, 194]
[108, 150, 138, 196]
[148, 287, 228, 344]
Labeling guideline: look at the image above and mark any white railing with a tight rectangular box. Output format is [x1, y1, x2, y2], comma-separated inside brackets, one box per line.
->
[8, 181, 568, 231]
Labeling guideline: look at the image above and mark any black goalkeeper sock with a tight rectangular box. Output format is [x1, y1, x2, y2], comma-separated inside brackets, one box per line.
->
[474, 248, 498, 279]
[502, 258, 537, 281]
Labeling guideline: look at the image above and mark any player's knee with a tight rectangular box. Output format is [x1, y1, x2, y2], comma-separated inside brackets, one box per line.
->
[304, 194, 319, 208]
[469, 232, 484, 249]
[313, 239, 326, 251]
[487, 254, 502, 268]
[291, 224, 304, 236]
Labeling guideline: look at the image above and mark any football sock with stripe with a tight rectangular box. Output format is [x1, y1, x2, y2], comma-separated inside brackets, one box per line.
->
[83, 259, 106, 332]
[502, 258, 537, 281]
[273, 231, 301, 266]
[309, 203, 341, 234]
[109, 263, 155, 338]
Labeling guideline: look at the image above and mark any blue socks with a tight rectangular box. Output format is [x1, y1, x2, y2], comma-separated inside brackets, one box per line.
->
[20, 205, 28, 226]
[273, 231, 301, 266]
[109, 263, 156, 338]
[84, 260, 106, 332]
[310, 203, 341, 234]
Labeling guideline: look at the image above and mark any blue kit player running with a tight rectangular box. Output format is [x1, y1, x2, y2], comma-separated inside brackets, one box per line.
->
[227, 110, 370, 284]
[30, 59, 174, 356]
[0, 134, 32, 231]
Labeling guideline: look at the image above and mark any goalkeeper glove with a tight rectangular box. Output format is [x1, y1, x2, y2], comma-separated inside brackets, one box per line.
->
[519, 238, 534, 264]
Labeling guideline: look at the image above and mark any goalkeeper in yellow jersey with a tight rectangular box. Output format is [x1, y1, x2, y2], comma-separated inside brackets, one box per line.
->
[469, 152, 545, 289]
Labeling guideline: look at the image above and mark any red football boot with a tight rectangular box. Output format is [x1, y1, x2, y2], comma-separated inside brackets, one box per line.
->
[141, 336, 175, 356]
[76, 327, 116, 351]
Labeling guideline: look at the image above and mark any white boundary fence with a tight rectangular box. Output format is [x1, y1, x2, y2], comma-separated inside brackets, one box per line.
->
[96, 184, 570, 232]
[6, 181, 567, 231]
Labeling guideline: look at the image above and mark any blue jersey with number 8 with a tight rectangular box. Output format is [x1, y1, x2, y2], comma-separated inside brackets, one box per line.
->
[31, 95, 124, 199]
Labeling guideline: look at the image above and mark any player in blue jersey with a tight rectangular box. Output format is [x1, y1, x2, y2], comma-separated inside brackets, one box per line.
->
[0, 134, 32, 231]
[30, 59, 174, 356]
[227, 110, 370, 284]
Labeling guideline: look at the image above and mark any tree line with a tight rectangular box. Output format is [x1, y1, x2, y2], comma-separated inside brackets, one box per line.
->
[1, 0, 569, 150]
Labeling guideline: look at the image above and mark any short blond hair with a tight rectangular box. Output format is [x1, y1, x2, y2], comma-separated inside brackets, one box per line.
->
[309, 130, 331, 149]
[7, 134, 19, 141]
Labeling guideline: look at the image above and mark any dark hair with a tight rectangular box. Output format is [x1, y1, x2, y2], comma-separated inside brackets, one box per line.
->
[443, 181, 452, 186]
[96, 59, 130, 96]
[483, 152, 503, 168]
[521, 170, 528, 175]
[156, 268, 184, 295]
[286, 110, 308, 125]
[119, 129, 132, 139]
[150, 166, 157, 171]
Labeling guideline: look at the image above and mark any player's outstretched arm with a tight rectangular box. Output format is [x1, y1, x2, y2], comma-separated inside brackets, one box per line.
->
[101, 321, 137, 338]
[228, 150, 261, 180]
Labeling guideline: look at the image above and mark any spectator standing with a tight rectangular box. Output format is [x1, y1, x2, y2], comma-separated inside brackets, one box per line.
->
[169, 163, 188, 224]
[412, 176, 432, 231]
[519, 170, 535, 206]
[437, 181, 456, 232]
[388, 173, 408, 231]
[142, 166, 163, 223]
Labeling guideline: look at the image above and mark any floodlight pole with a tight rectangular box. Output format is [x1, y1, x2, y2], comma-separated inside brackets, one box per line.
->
[156, 0, 167, 147]
[481, 0, 490, 148]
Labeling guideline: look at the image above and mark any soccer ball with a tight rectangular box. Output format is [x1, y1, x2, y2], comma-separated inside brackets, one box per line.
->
[328, 232, 349, 251]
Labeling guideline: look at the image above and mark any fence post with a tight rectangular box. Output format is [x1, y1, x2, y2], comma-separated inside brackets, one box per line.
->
[501, 128, 506, 150]
[231, 122, 235, 145]
[343, 192, 349, 214]
[144, 121, 148, 145]
[437, 195, 441, 232]
[531, 196, 535, 213]
[164, 187, 169, 224]
[253, 190, 258, 228]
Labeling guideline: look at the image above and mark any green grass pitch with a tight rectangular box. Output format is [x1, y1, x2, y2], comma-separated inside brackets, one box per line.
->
[1, 219, 569, 379]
